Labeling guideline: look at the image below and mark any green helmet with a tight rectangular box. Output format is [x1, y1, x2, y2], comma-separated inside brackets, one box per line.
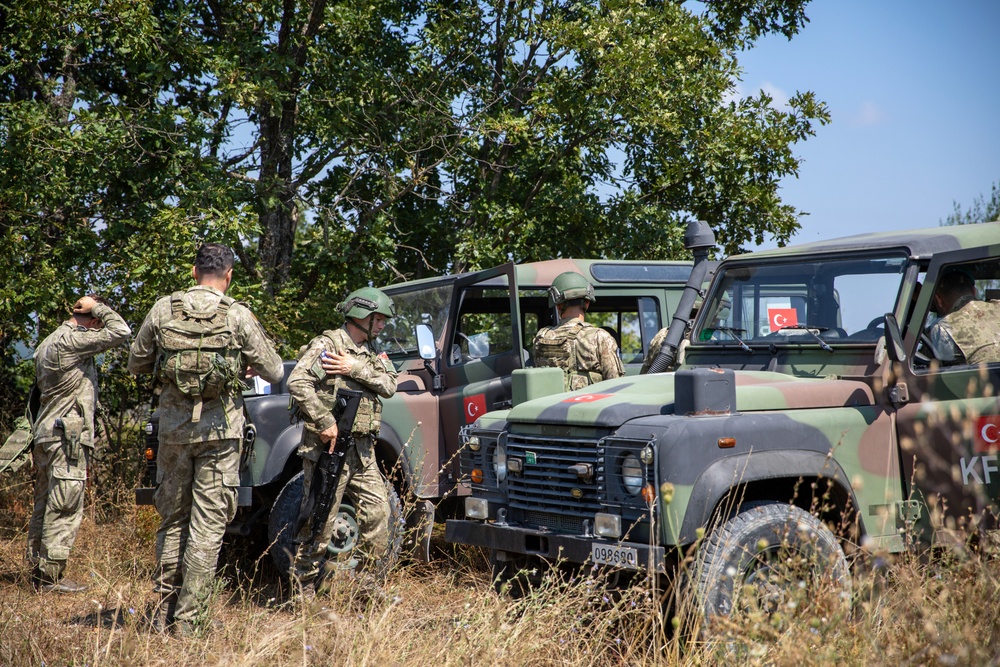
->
[548, 271, 596, 308]
[337, 287, 396, 320]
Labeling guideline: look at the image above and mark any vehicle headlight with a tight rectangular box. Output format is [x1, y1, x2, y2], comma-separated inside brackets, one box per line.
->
[492, 433, 508, 483]
[621, 453, 644, 495]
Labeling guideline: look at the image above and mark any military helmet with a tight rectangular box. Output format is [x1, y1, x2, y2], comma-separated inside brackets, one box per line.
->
[337, 287, 396, 320]
[548, 271, 596, 308]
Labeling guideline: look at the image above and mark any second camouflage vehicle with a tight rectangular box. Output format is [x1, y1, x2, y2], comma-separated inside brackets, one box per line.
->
[446, 220, 1000, 626]
[137, 259, 693, 569]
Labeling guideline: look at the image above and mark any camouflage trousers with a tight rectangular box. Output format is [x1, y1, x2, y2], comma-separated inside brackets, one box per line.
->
[154, 438, 239, 624]
[27, 439, 90, 581]
[292, 434, 389, 583]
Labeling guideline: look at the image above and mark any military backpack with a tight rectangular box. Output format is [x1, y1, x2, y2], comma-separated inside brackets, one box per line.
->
[156, 291, 241, 422]
[534, 323, 603, 391]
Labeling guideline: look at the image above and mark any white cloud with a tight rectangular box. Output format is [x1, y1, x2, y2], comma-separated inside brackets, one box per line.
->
[759, 81, 791, 110]
[853, 101, 888, 126]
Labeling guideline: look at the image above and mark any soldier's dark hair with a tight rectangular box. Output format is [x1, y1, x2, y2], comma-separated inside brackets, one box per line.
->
[938, 268, 975, 297]
[195, 243, 235, 276]
[86, 293, 110, 308]
[564, 298, 588, 310]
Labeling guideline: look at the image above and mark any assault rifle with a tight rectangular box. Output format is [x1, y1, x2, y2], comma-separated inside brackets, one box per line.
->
[293, 388, 364, 545]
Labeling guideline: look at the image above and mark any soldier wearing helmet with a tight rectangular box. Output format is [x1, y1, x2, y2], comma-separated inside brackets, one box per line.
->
[532, 271, 624, 391]
[287, 286, 398, 595]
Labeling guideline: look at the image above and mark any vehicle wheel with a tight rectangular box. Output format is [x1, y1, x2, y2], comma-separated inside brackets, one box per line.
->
[267, 471, 404, 576]
[693, 501, 851, 636]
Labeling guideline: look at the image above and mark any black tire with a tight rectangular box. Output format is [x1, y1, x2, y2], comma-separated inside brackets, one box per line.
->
[267, 471, 404, 576]
[693, 501, 851, 630]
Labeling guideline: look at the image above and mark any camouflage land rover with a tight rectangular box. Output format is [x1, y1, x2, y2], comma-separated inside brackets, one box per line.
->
[136, 259, 694, 569]
[445, 221, 1000, 624]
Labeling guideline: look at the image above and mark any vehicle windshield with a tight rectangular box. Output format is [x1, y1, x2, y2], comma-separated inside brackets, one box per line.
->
[378, 282, 454, 358]
[696, 254, 909, 346]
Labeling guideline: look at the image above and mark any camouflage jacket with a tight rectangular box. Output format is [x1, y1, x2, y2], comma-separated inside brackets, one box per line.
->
[32, 303, 132, 446]
[288, 327, 398, 436]
[532, 317, 624, 391]
[640, 327, 670, 374]
[929, 297, 1000, 365]
[128, 285, 283, 445]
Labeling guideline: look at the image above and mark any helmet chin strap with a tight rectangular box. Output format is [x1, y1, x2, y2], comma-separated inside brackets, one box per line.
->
[347, 315, 375, 342]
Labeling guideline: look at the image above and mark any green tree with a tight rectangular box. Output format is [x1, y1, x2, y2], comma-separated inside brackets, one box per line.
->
[1, 0, 829, 420]
[942, 180, 1000, 226]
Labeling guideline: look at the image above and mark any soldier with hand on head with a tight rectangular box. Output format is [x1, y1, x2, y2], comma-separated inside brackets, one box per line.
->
[128, 243, 283, 636]
[288, 287, 398, 596]
[28, 293, 131, 593]
[533, 271, 623, 390]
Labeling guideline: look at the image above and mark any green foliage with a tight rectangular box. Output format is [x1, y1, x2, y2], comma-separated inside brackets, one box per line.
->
[0, 0, 829, 418]
[942, 179, 1000, 226]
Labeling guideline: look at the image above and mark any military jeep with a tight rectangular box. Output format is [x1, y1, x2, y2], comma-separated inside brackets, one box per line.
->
[445, 221, 1000, 624]
[136, 259, 694, 570]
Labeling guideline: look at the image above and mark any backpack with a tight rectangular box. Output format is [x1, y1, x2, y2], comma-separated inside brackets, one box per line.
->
[156, 291, 241, 422]
[534, 324, 603, 391]
[0, 383, 40, 475]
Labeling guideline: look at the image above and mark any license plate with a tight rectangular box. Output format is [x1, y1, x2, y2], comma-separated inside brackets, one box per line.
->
[590, 542, 639, 569]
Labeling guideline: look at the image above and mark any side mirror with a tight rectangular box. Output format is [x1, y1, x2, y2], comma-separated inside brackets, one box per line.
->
[883, 313, 907, 363]
[415, 324, 436, 360]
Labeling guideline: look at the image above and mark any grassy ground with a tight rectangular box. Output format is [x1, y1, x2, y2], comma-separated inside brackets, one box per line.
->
[3, 464, 1000, 666]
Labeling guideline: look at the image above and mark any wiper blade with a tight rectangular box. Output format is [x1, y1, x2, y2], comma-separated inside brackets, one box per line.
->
[719, 326, 752, 353]
[777, 324, 834, 353]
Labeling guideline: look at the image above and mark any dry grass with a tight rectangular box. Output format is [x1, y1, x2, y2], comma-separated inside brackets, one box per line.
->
[3, 467, 1000, 666]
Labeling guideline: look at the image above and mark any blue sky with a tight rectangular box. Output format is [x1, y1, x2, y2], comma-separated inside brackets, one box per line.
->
[734, 0, 1000, 250]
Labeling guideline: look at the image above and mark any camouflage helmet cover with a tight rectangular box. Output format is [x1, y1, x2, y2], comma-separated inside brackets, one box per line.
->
[337, 287, 396, 320]
[548, 271, 596, 308]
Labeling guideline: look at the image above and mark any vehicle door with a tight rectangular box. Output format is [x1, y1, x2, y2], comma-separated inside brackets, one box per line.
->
[895, 246, 1000, 544]
[439, 264, 522, 492]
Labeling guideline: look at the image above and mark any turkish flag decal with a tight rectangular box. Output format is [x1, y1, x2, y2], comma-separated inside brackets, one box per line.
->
[974, 415, 1000, 454]
[463, 394, 488, 423]
[767, 307, 798, 332]
[561, 393, 612, 403]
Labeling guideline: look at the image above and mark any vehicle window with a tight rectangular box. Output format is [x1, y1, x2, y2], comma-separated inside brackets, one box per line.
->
[586, 296, 657, 365]
[917, 259, 1000, 370]
[379, 283, 454, 359]
[697, 255, 908, 345]
[450, 276, 514, 365]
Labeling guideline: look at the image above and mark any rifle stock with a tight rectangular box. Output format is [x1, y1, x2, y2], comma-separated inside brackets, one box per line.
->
[293, 388, 364, 545]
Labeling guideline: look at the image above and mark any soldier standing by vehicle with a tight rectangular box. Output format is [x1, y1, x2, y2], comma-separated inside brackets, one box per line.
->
[28, 294, 131, 593]
[533, 271, 623, 390]
[288, 287, 398, 595]
[128, 243, 282, 635]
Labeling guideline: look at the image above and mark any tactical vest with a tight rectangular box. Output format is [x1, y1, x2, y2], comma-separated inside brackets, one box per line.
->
[307, 331, 383, 435]
[156, 291, 241, 422]
[534, 323, 604, 391]
[944, 300, 1000, 365]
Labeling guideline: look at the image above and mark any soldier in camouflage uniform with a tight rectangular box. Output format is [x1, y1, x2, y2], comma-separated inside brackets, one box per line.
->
[533, 271, 623, 390]
[288, 287, 398, 594]
[928, 267, 1000, 365]
[128, 244, 283, 635]
[28, 294, 131, 593]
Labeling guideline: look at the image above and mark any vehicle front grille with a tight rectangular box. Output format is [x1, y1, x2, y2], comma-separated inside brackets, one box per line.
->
[506, 433, 602, 530]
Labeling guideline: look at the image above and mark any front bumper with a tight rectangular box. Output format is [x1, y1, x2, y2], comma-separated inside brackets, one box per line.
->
[445, 519, 667, 573]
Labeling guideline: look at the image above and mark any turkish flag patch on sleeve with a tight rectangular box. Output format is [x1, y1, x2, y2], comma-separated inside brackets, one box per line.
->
[463, 394, 488, 423]
[974, 415, 1000, 454]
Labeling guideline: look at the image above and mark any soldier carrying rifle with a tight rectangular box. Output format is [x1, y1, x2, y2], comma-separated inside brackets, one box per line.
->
[287, 287, 398, 597]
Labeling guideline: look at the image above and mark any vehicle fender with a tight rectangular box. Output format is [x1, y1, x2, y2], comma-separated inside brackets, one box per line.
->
[674, 449, 858, 546]
[376, 422, 413, 482]
[259, 421, 305, 486]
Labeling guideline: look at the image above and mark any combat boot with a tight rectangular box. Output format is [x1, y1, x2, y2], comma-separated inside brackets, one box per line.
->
[31, 568, 89, 594]
[150, 594, 177, 634]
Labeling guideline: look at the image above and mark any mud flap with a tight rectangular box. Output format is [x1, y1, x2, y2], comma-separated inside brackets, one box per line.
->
[406, 499, 435, 562]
